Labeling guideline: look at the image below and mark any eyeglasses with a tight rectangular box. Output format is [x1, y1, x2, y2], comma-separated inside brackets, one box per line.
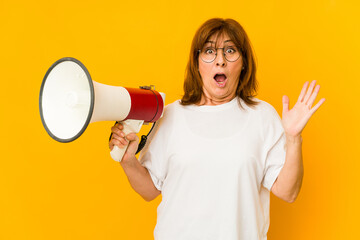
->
[198, 45, 241, 63]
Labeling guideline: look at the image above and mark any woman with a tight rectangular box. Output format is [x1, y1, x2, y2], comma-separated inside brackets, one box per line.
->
[109, 18, 325, 240]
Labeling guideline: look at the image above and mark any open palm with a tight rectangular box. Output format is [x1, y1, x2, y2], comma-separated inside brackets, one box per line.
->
[282, 80, 326, 137]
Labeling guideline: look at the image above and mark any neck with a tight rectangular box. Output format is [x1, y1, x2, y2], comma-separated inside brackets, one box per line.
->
[198, 94, 236, 106]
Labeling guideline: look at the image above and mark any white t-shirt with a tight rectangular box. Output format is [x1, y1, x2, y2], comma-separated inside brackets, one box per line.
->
[139, 97, 286, 240]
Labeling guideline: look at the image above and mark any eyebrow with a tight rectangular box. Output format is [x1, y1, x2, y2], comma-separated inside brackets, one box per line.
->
[205, 40, 233, 44]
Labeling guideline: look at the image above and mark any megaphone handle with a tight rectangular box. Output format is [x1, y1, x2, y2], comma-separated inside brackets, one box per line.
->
[110, 119, 144, 162]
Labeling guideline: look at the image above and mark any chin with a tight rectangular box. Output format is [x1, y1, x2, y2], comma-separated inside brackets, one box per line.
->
[214, 89, 231, 97]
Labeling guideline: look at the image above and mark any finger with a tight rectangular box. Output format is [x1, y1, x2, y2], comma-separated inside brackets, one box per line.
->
[111, 133, 123, 141]
[303, 80, 317, 104]
[309, 98, 326, 116]
[120, 136, 128, 146]
[109, 139, 127, 148]
[111, 126, 125, 138]
[115, 122, 124, 130]
[298, 81, 309, 102]
[306, 84, 321, 108]
[126, 132, 139, 142]
[112, 134, 128, 145]
[112, 124, 124, 132]
[125, 133, 140, 156]
[109, 139, 127, 150]
[282, 95, 290, 115]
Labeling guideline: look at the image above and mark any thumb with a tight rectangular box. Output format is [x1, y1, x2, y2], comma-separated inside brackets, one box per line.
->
[125, 133, 140, 156]
[282, 95, 289, 115]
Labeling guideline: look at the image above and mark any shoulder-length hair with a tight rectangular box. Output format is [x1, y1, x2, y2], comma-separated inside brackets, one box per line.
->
[181, 18, 259, 108]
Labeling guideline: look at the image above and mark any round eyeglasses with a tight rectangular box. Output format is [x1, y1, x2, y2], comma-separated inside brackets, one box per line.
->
[198, 46, 241, 63]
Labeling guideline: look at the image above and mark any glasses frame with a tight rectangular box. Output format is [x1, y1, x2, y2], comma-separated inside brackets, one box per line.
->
[198, 46, 241, 63]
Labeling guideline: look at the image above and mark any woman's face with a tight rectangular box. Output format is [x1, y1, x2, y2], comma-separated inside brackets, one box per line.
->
[198, 33, 243, 105]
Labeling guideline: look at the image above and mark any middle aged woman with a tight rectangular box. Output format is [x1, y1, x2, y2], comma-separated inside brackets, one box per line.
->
[109, 18, 325, 240]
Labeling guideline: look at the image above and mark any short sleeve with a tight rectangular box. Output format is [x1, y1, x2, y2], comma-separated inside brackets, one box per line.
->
[140, 150, 164, 191]
[261, 106, 286, 192]
[138, 104, 174, 191]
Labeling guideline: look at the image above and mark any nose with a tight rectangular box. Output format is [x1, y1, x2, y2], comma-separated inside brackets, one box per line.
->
[215, 50, 226, 67]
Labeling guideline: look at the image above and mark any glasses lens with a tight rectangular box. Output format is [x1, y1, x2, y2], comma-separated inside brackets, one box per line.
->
[200, 47, 216, 62]
[224, 46, 240, 62]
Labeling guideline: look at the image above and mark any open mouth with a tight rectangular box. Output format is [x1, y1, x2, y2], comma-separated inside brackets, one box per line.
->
[214, 73, 227, 86]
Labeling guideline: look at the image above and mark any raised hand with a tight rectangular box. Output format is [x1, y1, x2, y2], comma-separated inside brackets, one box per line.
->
[281, 80, 326, 138]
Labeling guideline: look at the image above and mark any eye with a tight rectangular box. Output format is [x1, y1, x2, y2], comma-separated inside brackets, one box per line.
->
[225, 47, 237, 54]
[204, 48, 215, 55]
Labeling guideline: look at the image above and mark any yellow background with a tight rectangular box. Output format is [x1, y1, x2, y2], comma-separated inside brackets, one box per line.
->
[0, 0, 359, 239]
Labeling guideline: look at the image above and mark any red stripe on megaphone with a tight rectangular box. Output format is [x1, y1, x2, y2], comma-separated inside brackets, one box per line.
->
[124, 88, 164, 123]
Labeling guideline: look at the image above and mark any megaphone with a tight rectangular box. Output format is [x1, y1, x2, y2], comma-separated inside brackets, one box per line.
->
[39, 57, 165, 162]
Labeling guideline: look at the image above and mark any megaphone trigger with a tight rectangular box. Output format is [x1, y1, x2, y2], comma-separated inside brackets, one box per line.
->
[136, 121, 156, 154]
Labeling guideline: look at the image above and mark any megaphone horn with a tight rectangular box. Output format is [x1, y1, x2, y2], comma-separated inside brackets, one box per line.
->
[39, 57, 165, 162]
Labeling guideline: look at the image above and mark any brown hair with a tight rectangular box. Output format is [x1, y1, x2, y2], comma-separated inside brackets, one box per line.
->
[181, 18, 259, 108]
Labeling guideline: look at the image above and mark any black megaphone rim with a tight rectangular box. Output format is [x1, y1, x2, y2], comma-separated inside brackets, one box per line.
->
[39, 57, 95, 143]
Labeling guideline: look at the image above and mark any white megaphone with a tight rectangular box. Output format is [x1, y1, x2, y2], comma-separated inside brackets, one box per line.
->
[39, 57, 165, 162]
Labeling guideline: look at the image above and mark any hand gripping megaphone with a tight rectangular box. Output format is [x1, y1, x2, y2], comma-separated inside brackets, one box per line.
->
[39, 57, 165, 162]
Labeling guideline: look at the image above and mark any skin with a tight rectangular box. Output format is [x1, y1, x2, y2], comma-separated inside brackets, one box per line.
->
[109, 34, 326, 203]
[198, 33, 243, 106]
[271, 80, 325, 202]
